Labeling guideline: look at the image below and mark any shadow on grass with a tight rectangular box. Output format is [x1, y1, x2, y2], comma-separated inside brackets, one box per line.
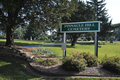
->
[76, 43, 94, 45]
[0, 40, 62, 46]
[42, 45, 76, 48]
[0, 58, 31, 80]
[0, 41, 6, 46]
[0, 56, 48, 80]
[14, 42, 42, 46]
[0, 56, 67, 80]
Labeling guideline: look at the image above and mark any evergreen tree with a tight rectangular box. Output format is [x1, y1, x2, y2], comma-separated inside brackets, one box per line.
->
[88, 0, 113, 39]
[62, 1, 95, 46]
[87, 0, 115, 57]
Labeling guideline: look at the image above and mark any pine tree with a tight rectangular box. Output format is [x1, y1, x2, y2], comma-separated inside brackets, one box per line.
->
[88, 0, 114, 57]
[88, 0, 113, 39]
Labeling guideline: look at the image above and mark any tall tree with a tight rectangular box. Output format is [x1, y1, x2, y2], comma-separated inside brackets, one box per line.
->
[88, 0, 114, 38]
[115, 23, 120, 40]
[0, 0, 76, 47]
[62, 1, 95, 46]
[14, 26, 26, 39]
[88, 0, 114, 57]
[24, 26, 42, 40]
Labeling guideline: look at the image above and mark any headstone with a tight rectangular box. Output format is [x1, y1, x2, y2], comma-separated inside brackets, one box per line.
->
[34, 38, 36, 40]
[110, 39, 113, 43]
[30, 36, 32, 41]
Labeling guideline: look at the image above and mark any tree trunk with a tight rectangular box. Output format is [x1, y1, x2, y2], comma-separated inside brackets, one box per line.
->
[5, 26, 14, 47]
[71, 40, 76, 46]
[71, 38, 77, 46]
[70, 34, 81, 46]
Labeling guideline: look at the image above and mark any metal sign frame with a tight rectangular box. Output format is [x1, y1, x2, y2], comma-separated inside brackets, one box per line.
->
[60, 21, 100, 57]
[60, 21, 100, 33]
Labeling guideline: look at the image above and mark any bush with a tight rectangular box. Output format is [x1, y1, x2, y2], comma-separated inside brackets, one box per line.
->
[82, 52, 99, 67]
[61, 54, 87, 72]
[101, 55, 120, 74]
[31, 48, 53, 55]
[86, 38, 91, 41]
[48, 53, 58, 57]
[98, 41, 106, 45]
[35, 58, 58, 66]
[41, 59, 57, 66]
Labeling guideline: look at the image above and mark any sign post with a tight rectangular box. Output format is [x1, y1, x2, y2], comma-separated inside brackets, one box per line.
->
[60, 21, 100, 57]
[95, 32, 97, 57]
[62, 32, 66, 56]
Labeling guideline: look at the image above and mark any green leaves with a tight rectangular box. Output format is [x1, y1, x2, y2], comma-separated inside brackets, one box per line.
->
[88, 0, 114, 39]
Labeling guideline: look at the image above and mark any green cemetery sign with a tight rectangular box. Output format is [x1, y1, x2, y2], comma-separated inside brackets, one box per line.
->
[60, 21, 100, 33]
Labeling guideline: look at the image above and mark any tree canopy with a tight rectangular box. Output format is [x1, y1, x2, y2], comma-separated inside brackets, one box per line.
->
[62, 0, 95, 46]
[0, 0, 77, 46]
[88, 0, 114, 39]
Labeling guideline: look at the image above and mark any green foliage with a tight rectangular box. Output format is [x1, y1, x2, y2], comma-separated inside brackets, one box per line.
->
[62, 1, 95, 46]
[82, 52, 99, 67]
[98, 41, 106, 45]
[115, 27, 120, 40]
[24, 26, 41, 40]
[101, 55, 120, 74]
[0, 33, 5, 39]
[31, 48, 59, 58]
[48, 53, 58, 58]
[1, 0, 76, 46]
[31, 48, 53, 55]
[61, 54, 87, 72]
[14, 27, 24, 39]
[42, 59, 57, 66]
[35, 58, 58, 66]
[0, 60, 30, 80]
[88, 0, 114, 39]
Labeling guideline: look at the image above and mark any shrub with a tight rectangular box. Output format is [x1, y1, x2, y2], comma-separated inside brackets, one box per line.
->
[98, 41, 106, 45]
[61, 54, 87, 72]
[48, 53, 58, 57]
[101, 55, 120, 74]
[36, 58, 58, 66]
[82, 52, 99, 67]
[31, 48, 53, 55]
[72, 52, 83, 60]
[42, 59, 57, 66]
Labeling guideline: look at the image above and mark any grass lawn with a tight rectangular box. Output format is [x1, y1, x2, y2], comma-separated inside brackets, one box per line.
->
[1, 39, 120, 80]
[0, 59, 120, 80]
[43, 41, 120, 60]
[0, 58, 120, 80]
[1, 39, 120, 60]
[0, 59, 31, 80]
[0, 39, 61, 46]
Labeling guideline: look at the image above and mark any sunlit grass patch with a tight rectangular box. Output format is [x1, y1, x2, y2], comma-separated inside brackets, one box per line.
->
[0, 59, 30, 80]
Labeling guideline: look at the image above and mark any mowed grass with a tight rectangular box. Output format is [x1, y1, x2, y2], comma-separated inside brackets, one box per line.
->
[0, 59, 31, 80]
[1, 39, 120, 79]
[43, 41, 120, 60]
[0, 39, 61, 46]
[0, 39, 120, 60]
[0, 60, 120, 80]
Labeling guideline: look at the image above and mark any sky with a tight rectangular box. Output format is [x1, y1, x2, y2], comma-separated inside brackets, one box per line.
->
[83, 0, 120, 24]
